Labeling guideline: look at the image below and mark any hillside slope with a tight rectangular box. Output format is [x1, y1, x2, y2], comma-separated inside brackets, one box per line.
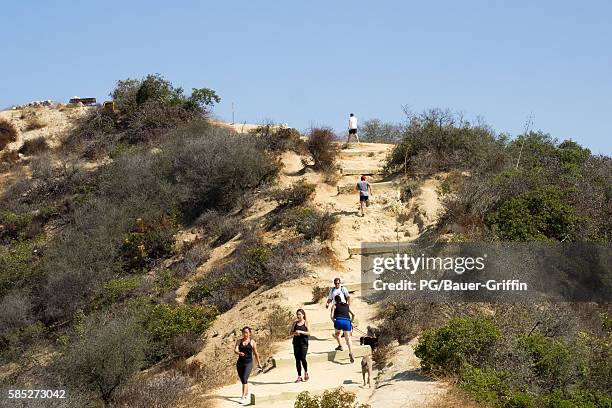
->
[181, 143, 448, 407]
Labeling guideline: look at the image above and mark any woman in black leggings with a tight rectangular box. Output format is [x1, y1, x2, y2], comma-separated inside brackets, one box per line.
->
[290, 308, 310, 382]
[234, 326, 262, 403]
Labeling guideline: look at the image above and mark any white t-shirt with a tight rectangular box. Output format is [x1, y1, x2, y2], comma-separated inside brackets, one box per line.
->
[328, 286, 350, 304]
[349, 116, 358, 130]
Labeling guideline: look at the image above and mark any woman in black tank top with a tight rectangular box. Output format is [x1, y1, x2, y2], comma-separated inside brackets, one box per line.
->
[290, 309, 310, 382]
[234, 326, 262, 403]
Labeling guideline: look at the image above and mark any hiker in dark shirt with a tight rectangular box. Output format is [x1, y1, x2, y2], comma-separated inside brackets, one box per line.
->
[234, 326, 262, 404]
[330, 295, 356, 362]
[290, 308, 311, 382]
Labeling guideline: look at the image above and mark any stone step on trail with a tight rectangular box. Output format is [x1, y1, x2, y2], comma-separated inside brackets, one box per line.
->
[347, 242, 415, 256]
[271, 344, 372, 369]
[339, 150, 381, 158]
[212, 356, 367, 407]
[337, 181, 397, 194]
[340, 168, 383, 175]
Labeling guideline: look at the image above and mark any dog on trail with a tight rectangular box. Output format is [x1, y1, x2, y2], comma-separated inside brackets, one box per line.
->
[360, 355, 373, 387]
[359, 335, 378, 387]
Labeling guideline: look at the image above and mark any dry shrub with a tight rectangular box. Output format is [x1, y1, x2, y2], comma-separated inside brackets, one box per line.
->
[0, 118, 18, 150]
[109, 370, 192, 408]
[270, 179, 316, 207]
[281, 207, 338, 241]
[18, 136, 49, 156]
[25, 115, 47, 131]
[196, 210, 243, 245]
[371, 342, 395, 369]
[424, 389, 480, 408]
[378, 302, 453, 344]
[311, 286, 328, 303]
[265, 304, 294, 341]
[1, 150, 20, 169]
[170, 332, 204, 358]
[251, 124, 305, 153]
[322, 170, 341, 185]
[307, 127, 338, 171]
[318, 244, 341, 269]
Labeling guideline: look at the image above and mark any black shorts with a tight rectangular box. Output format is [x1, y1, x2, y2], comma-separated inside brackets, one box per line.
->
[349, 128, 357, 135]
[360, 195, 369, 202]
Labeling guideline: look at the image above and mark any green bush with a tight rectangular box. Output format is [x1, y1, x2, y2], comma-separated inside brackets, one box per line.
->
[95, 276, 142, 307]
[0, 210, 34, 241]
[64, 74, 220, 157]
[385, 109, 507, 175]
[186, 275, 229, 305]
[414, 317, 501, 373]
[359, 118, 404, 143]
[487, 187, 578, 241]
[517, 333, 574, 390]
[0, 240, 39, 297]
[295, 387, 370, 408]
[144, 303, 217, 359]
[459, 365, 510, 404]
[540, 390, 612, 408]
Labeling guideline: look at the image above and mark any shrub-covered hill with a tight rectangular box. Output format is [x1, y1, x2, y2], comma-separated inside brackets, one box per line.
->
[373, 108, 611, 408]
[0, 74, 336, 406]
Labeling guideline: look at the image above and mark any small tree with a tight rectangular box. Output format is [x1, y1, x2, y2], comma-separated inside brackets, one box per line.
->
[307, 127, 338, 171]
[60, 314, 148, 403]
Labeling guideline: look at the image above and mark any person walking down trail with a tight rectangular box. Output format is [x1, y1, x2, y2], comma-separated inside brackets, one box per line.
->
[290, 309, 311, 383]
[355, 175, 372, 217]
[325, 278, 351, 309]
[234, 327, 263, 405]
[348, 113, 359, 145]
[330, 295, 356, 362]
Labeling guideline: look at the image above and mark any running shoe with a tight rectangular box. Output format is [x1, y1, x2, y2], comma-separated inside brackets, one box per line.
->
[335, 345, 343, 351]
[295, 376, 303, 383]
[349, 353, 355, 363]
[304, 372, 309, 381]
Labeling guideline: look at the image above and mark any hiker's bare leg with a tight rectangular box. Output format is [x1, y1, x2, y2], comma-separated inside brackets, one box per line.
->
[334, 329, 342, 347]
[242, 383, 248, 397]
[344, 330, 353, 354]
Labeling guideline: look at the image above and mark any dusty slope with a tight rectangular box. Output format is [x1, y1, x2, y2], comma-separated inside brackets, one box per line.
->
[0, 105, 90, 151]
[181, 143, 447, 407]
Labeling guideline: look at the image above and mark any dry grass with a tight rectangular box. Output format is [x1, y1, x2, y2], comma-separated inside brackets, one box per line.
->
[24, 115, 47, 131]
[423, 389, 479, 408]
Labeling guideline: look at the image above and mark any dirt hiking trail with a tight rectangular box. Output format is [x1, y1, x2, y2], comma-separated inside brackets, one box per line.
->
[187, 142, 447, 407]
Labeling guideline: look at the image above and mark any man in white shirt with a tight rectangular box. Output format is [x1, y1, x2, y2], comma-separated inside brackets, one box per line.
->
[348, 113, 359, 144]
[325, 277, 351, 308]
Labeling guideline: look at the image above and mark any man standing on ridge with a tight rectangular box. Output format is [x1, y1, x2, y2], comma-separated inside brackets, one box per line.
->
[348, 113, 359, 145]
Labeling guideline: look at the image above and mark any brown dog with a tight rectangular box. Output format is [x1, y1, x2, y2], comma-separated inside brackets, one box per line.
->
[359, 335, 377, 388]
[361, 355, 372, 387]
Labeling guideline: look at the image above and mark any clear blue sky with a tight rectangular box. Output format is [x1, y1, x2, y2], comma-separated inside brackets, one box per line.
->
[2, 0, 610, 154]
